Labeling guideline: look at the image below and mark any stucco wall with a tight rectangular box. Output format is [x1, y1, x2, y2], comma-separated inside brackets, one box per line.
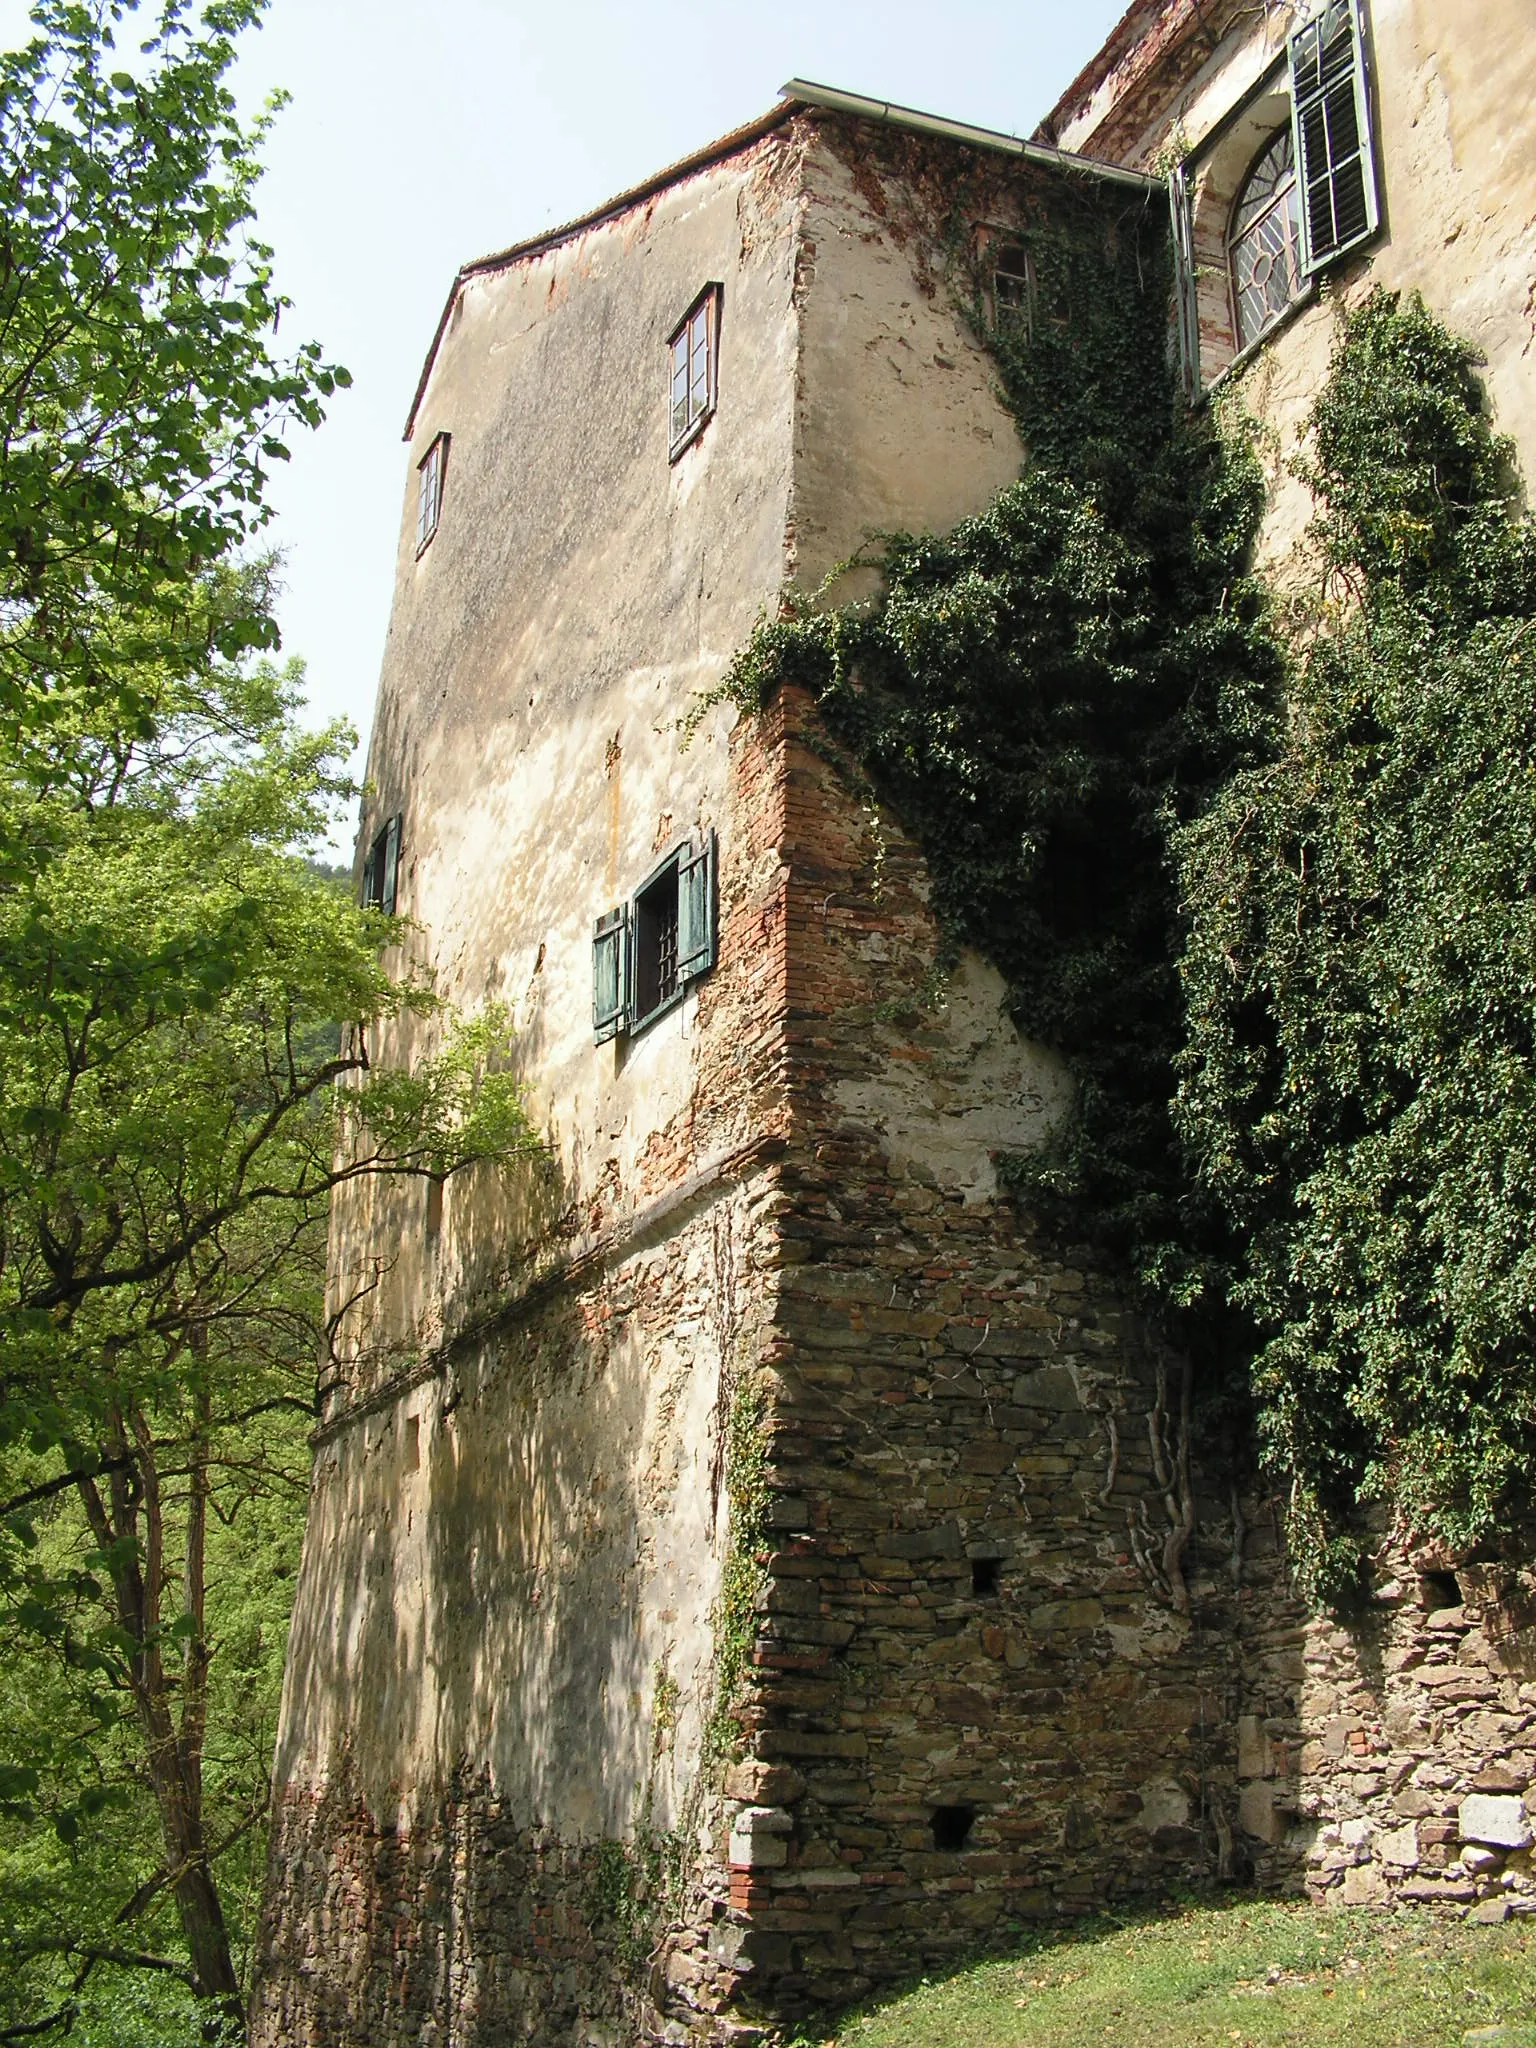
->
[1065, 0, 1536, 566]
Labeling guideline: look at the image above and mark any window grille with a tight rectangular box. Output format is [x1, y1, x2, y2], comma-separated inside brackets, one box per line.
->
[593, 832, 717, 1042]
[1229, 127, 1304, 351]
[668, 287, 720, 458]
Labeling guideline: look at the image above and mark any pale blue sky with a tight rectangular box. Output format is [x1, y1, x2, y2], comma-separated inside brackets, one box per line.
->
[8, 0, 1130, 833]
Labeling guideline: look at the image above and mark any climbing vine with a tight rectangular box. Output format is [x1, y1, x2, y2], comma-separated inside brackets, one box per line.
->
[709, 151, 1536, 1604]
[712, 188, 1282, 1333]
[704, 1375, 770, 1764]
[1176, 290, 1536, 1598]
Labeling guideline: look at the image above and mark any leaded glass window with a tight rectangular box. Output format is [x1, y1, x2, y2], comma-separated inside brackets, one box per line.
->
[1228, 127, 1303, 352]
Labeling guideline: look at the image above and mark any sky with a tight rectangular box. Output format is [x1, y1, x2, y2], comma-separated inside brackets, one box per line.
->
[6, 0, 1131, 839]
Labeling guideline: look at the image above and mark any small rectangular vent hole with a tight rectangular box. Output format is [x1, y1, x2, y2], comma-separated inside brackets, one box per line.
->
[971, 1557, 1001, 1597]
[930, 1805, 975, 1851]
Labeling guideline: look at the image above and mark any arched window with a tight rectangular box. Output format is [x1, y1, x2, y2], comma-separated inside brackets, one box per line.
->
[1228, 127, 1303, 351]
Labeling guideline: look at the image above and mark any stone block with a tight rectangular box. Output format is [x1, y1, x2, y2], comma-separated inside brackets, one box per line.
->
[1460, 1795, 1533, 1849]
[1239, 1781, 1284, 1845]
[877, 1522, 963, 1560]
[1010, 1367, 1082, 1408]
[725, 1762, 808, 1805]
[1238, 1714, 1273, 1780]
[1377, 1822, 1419, 1869]
[1341, 1863, 1387, 1905]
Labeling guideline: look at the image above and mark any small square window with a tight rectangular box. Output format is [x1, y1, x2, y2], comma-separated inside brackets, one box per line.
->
[593, 832, 716, 1042]
[668, 286, 720, 460]
[416, 431, 449, 555]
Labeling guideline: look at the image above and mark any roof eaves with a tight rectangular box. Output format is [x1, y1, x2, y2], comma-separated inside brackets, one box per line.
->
[402, 100, 798, 441]
[780, 77, 1159, 192]
[401, 80, 1161, 443]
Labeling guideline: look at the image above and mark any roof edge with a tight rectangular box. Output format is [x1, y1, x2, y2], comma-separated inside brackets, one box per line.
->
[402, 80, 1161, 442]
[781, 77, 1159, 192]
[402, 101, 797, 441]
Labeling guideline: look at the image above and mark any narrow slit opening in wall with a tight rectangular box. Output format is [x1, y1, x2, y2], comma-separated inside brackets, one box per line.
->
[1420, 1570, 1461, 1611]
[425, 1178, 443, 1240]
[930, 1805, 975, 1852]
[403, 1415, 420, 1473]
[971, 1557, 1001, 1597]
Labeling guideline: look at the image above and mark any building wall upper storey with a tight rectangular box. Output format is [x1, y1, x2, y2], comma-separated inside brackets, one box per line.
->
[1044, 0, 1536, 570]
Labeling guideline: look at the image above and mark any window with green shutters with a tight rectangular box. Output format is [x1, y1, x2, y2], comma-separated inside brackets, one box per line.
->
[361, 813, 403, 916]
[1289, 0, 1380, 272]
[592, 831, 717, 1042]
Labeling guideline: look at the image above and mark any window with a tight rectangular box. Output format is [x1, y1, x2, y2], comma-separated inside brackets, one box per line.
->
[1229, 128, 1303, 351]
[361, 813, 403, 915]
[1170, 0, 1380, 395]
[1289, 0, 1379, 268]
[593, 832, 716, 1042]
[992, 238, 1034, 331]
[416, 431, 449, 555]
[668, 286, 720, 459]
[930, 1806, 976, 1851]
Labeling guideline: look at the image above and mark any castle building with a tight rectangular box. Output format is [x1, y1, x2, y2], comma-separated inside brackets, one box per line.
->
[251, 7, 1536, 2043]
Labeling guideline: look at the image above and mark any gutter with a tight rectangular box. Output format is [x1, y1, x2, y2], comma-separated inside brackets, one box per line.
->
[779, 78, 1161, 193]
[403, 79, 1161, 441]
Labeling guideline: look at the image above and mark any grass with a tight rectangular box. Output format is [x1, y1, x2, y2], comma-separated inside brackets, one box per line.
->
[795, 1898, 1536, 2048]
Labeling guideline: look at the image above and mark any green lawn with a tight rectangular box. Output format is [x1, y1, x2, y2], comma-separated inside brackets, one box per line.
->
[797, 1899, 1536, 2048]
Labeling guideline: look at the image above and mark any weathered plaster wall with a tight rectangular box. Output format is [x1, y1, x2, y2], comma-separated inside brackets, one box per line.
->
[1068, 0, 1536, 568]
[252, 125, 812, 2047]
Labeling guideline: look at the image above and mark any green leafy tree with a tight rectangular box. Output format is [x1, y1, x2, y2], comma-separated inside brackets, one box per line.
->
[0, 3, 539, 2036]
[1175, 290, 1536, 1598]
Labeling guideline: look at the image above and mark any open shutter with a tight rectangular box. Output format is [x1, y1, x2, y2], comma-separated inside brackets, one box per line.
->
[1289, 0, 1379, 275]
[380, 814, 403, 916]
[676, 831, 716, 984]
[593, 905, 630, 1042]
[1168, 163, 1201, 398]
[360, 836, 380, 909]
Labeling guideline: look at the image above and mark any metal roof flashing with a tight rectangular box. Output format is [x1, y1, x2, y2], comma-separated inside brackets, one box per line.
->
[401, 82, 1160, 441]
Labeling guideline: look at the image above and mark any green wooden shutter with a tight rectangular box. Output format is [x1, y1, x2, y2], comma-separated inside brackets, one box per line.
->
[676, 831, 716, 984]
[1290, 0, 1380, 274]
[1168, 162, 1201, 398]
[593, 905, 629, 1042]
[380, 813, 402, 916]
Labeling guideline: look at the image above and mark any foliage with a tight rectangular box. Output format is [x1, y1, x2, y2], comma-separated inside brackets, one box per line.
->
[0, 2, 537, 2033]
[1175, 290, 1536, 1596]
[704, 1375, 770, 1765]
[0, 0, 347, 758]
[709, 194, 1283, 1334]
[786, 1897, 1536, 2047]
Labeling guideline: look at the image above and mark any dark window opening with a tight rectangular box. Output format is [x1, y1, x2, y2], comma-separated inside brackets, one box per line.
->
[668, 285, 720, 459]
[361, 813, 403, 916]
[1421, 1570, 1460, 1611]
[416, 431, 449, 555]
[971, 1557, 1001, 1597]
[593, 833, 717, 1044]
[425, 1178, 444, 1241]
[930, 1805, 976, 1852]
[992, 239, 1033, 330]
[634, 861, 680, 1024]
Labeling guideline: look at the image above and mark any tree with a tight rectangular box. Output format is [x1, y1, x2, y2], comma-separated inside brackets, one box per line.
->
[0, 4, 539, 2035]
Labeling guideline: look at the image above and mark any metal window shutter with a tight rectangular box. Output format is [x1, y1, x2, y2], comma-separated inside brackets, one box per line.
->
[1168, 164, 1202, 398]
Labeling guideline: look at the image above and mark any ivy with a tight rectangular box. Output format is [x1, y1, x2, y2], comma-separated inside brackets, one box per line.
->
[1175, 290, 1536, 1598]
[714, 192, 1282, 1339]
[704, 1374, 770, 1767]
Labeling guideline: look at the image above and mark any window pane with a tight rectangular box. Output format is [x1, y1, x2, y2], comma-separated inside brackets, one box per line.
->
[1230, 128, 1303, 349]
